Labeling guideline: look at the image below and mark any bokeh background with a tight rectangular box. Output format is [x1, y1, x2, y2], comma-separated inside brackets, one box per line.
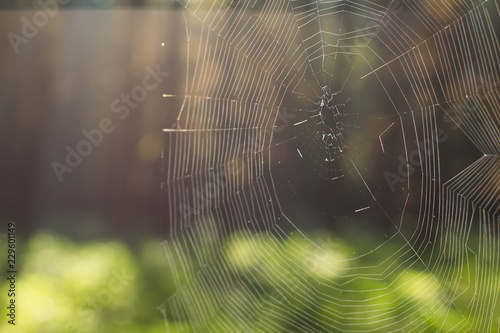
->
[0, 2, 175, 332]
[0, 1, 498, 332]
[0, 2, 176, 241]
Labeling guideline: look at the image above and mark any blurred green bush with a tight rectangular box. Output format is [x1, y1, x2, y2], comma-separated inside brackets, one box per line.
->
[0, 229, 497, 332]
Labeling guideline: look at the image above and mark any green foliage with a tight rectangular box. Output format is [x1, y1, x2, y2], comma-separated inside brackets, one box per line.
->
[0, 229, 497, 332]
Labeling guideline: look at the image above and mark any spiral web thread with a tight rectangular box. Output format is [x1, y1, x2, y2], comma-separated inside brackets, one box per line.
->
[159, 0, 500, 332]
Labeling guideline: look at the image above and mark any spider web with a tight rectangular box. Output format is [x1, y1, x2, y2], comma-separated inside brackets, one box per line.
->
[159, 0, 500, 332]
